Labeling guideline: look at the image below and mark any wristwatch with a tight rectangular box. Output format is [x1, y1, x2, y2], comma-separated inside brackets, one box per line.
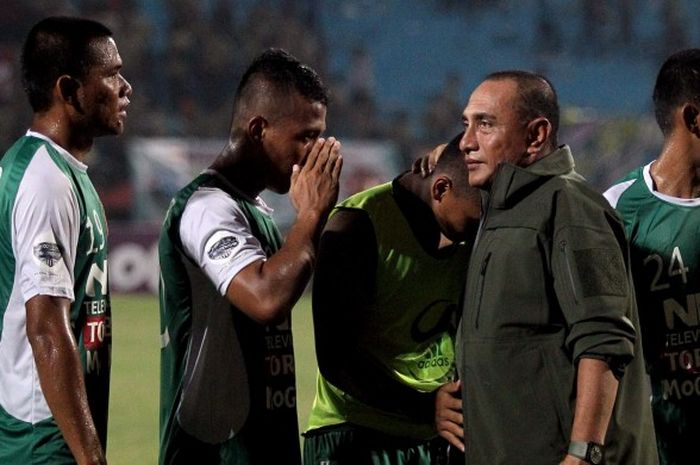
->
[568, 441, 604, 464]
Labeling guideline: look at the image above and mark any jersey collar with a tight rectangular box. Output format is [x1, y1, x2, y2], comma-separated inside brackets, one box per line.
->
[643, 162, 700, 207]
[203, 168, 274, 215]
[25, 130, 88, 172]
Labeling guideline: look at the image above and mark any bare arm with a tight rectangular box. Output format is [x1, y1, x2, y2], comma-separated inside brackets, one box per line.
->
[226, 137, 342, 324]
[26, 295, 105, 465]
[560, 357, 618, 465]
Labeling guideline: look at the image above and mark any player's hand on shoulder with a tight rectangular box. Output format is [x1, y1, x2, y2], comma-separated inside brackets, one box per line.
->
[411, 142, 445, 178]
[290, 136, 343, 218]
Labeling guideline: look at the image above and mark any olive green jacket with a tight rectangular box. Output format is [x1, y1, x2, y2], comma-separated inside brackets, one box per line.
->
[458, 146, 658, 464]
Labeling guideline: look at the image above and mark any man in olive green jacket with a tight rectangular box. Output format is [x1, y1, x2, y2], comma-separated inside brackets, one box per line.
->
[438, 71, 658, 465]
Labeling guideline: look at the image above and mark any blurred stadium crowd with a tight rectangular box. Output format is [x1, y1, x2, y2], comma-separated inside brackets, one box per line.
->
[0, 0, 697, 223]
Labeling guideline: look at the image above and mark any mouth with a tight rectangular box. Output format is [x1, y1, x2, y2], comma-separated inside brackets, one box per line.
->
[119, 99, 130, 117]
[466, 157, 482, 169]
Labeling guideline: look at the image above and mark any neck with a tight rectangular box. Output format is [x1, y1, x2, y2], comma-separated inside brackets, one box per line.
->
[394, 173, 451, 254]
[209, 138, 265, 198]
[396, 171, 431, 204]
[650, 138, 700, 198]
[30, 112, 93, 162]
[525, 143, 557, 166]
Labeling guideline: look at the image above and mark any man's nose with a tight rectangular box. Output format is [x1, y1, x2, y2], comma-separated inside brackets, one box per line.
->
[460, 126, 477, 153]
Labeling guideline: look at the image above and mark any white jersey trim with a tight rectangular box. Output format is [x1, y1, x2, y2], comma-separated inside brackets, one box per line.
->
[604, 162, 700, 208]
[603, 179, 635, 208]
[641, 162, 700, 207]
[26, 130, 87, 172]
[203, 168, 274, 215]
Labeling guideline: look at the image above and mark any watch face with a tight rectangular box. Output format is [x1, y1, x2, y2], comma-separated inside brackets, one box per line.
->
[589, 444, 603, 464]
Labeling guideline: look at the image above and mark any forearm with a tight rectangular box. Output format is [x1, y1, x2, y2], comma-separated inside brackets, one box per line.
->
[266, 208, 325, 285]
[27, 297, 105, 465]
[570, 358, 618, 443]
[226, 138, 341, 324]
[231, 209, 324, 324]
[561, 358, 618, 465]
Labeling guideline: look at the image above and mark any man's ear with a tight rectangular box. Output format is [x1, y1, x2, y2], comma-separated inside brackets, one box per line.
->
[525, 116, 552, 156]
[56, 75, 82, 111]
[247, 116, 267, 142]
[682, 104, 700, 137]
[432, 176, 452, 201]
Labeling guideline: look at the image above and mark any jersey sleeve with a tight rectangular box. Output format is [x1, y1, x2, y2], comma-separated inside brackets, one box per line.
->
[179, 188, 268, 296]
[13, 146, 79, 302]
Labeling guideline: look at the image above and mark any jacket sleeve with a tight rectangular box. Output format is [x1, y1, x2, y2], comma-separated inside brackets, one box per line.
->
[551, 189, 637, 377]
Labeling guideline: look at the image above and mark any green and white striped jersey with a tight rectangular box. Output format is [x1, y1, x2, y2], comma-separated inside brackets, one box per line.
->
[605, 162, 700, 465]
[0, 131, 111, 463]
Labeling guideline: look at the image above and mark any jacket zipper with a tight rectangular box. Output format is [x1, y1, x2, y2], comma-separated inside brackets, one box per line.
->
[474, 251, 491, 329]
[559, 240, 579, 304]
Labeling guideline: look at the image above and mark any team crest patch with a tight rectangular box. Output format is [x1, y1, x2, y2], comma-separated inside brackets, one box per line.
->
[33, 242, 62, 267]
[207, 235, 240, 260]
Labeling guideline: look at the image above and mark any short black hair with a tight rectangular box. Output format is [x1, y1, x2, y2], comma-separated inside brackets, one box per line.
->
[433, 132, 474, 196]
[22, 16, 113, 112]
[485, 70, 560, 144]
[653, 49, 700, 136]
[234, 48, 328, 110]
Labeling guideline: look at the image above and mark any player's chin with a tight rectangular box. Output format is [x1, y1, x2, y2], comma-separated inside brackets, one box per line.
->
[101, 118, 126, 136]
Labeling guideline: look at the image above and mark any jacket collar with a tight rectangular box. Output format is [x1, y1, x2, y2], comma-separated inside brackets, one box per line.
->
[488, 145, 582, 209]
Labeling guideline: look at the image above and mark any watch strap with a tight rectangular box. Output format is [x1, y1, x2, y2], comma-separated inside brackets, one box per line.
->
[568, 441, 588, 460]
[568, 441, 604, 464]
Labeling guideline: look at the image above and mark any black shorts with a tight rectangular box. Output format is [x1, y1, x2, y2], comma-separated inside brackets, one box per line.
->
[303, 423, 462, 465]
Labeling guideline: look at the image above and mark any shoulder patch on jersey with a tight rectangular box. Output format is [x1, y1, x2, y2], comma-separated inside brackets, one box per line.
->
[207, 234, 240, 260]
[33, 242, 63, 267]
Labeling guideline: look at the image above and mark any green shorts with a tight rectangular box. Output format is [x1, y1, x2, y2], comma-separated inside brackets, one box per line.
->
[0, 406, 75, 465]
[303, 423, 460, 465]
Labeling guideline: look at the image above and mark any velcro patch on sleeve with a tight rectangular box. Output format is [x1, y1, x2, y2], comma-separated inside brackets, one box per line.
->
[573, 248, 627, 297]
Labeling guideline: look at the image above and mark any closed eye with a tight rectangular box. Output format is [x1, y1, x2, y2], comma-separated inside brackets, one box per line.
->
[301, 131, 320, 143]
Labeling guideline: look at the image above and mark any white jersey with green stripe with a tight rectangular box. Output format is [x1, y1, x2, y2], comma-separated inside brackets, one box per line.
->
[0, 131, 111, 461]
[604, 162, 700, 464]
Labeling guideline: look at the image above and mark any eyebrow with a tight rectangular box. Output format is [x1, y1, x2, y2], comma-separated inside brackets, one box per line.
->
[463, 112, 494, 122]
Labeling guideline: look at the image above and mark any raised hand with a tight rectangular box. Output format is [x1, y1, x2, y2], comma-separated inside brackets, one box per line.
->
[290, 137, 343, 218]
